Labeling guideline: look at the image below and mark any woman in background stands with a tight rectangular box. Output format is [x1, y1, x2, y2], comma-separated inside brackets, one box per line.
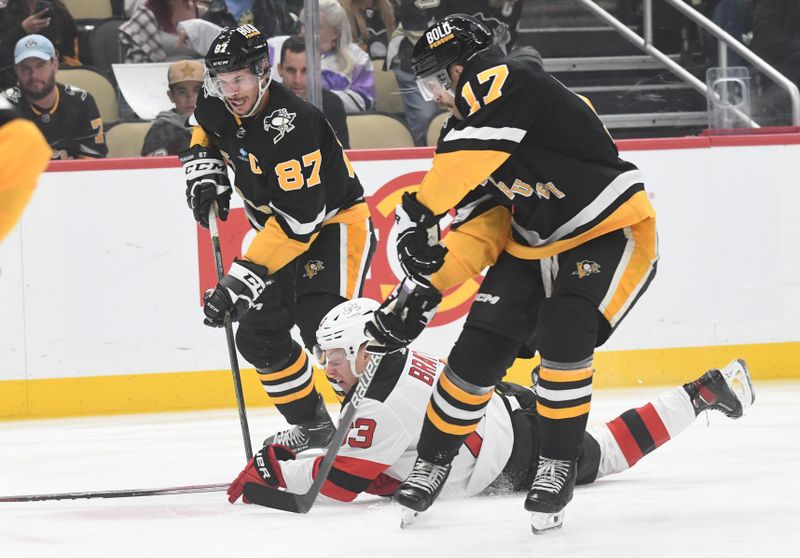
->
[119, 0, 221, 63]
[313, 0, 376, 113]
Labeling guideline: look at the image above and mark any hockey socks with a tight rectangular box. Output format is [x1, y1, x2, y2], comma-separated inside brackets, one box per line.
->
[417, 365, 493, 465]
[258, 344, 320, 424]
[536, 358, 594, 460]
[588, 386, 695, 479]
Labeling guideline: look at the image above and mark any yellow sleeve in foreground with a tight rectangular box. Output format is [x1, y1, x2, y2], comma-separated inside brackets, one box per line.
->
[431, 205, 511, 292]
[416, 149, 512, 214]
[0, 120, 51, 242]
[244, 218, 319, 273]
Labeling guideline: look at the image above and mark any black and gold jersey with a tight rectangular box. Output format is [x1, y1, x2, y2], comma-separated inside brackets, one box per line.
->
[191, 80, 368, 273]
[417, 45, 655, 265]
[1, 83, 107, 160]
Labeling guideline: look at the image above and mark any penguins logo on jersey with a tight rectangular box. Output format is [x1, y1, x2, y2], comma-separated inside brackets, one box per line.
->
[303, 259, 325, 279]
[573, 260, 601, 278]
[264, 108, 296, 144]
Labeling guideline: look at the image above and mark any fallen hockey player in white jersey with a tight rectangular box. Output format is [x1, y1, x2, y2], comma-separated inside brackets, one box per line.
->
[227, 298, 755, 529]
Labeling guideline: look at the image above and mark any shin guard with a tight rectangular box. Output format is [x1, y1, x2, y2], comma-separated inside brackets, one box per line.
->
[417, 365, 494, 465]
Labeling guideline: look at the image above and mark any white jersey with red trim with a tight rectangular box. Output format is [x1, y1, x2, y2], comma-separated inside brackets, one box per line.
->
[278, 350, 515, 502]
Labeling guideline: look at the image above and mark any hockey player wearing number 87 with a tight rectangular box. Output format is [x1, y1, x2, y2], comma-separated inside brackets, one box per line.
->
[365, 13, 661, 531]
[181, 24, 375, 454]
[228, 298, 756, 529]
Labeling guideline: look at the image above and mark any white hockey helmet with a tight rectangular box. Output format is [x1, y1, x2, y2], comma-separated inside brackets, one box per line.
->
[315, 298, 380, 374]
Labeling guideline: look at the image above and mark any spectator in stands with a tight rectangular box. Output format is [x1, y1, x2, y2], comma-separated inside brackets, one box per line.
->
[340, 0, 396, 59]
[119, 0, 221, 63]
[141, 59, 202, 157]
[278, 35, 350, 148]
[0, 0, 80, 88]
[439, 0, 522, 53]
[386, 0, 439, 146]
[314, 0, 375, 113]
[225, 0, 297, 37]
[197, 0, 237, 28]
[751, 0, 800, 87]
[1, 35, 107, 159]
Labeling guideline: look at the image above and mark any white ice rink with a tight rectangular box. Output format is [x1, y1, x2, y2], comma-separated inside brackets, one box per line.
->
[2, 381, 799, 558]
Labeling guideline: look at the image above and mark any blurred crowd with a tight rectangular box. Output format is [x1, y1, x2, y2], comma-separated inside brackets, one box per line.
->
[0, 0, 797, 160]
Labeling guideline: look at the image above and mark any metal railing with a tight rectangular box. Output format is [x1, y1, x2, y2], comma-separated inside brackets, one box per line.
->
[575, 0, 800, 127]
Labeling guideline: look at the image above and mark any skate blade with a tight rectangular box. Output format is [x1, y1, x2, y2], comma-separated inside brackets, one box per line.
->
[400, 507, 419, 529]
[530, 510, 564, 534]
[721, 359, 756, 411]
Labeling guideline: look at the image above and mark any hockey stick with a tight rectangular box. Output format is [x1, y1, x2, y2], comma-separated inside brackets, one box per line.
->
[242, 284, 415, 513]
[242, 351, 383, 513]
[0, 483, 229, 503]
[208, 203, 253, 460]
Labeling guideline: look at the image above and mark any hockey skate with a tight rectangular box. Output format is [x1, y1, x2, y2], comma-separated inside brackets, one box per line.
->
[684, 358, 755, 419]
[394, 457, 452, 514]
[262, 399, 335, 453]
[524, 457, 577, 534]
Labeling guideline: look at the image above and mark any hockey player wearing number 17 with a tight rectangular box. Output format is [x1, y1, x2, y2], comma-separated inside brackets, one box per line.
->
[180, 24, 374, 453]
[365, 13, 664, 532]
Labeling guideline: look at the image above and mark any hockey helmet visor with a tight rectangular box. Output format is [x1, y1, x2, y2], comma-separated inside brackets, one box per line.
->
[416, 67, 453, 102]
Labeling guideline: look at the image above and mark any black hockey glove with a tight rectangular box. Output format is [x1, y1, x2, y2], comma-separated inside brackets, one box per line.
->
[203, 259, 273, 327]
[180, 145, 232, 228]
[365, 276, 441, 353]
[395, 192, 448, 278]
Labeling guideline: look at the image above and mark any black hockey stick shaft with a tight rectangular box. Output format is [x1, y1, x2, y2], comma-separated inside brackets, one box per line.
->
[242, 282, 416, 513]
[208, 204, 253, 461]
[0, 483, 229, 503]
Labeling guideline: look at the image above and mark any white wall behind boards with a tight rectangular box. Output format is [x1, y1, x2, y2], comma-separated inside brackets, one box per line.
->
[1, 139, 799, 381]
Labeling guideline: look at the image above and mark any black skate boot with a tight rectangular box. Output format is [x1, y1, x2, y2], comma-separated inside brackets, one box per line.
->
[683, 358, 755, 419]
[394, 457, 452, 515]
[262, 399, 335, 453]
[524, 457, 577, 534]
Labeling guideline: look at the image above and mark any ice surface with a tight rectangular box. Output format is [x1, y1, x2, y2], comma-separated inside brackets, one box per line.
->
[2, 382, 799, 557]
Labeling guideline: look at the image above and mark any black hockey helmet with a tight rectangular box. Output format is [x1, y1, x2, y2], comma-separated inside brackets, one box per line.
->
[204, 24, 272, 117]
[410, 13, 492, 79]
[204, 24, 270, 77]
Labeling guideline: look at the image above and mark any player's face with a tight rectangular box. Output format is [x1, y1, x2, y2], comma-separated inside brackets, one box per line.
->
[279, 50, 308, 99]
[417, 64, 463, 119]
[15, 57, 57, 101]
[214, 67, 262, 115]
[323, 348, 358, 392]
[168, 81, 202, 116]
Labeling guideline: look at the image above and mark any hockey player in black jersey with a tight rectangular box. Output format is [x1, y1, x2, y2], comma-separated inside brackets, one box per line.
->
[182, 24, 375, 454]
[229, 298, 755, 530]
[366, 14, 659, 531]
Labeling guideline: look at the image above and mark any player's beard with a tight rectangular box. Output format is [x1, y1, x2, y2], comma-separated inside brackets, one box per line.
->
[24, 74, 56, 102]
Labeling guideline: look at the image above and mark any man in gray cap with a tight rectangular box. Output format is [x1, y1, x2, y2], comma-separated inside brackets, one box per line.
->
[1, 34, 107, 159]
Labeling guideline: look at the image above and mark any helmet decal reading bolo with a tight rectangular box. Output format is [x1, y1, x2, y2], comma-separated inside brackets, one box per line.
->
[426, 21, 454, 48]
[237, 23, 260, 39]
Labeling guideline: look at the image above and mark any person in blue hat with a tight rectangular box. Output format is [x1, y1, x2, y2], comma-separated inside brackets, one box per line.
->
[1, 34, 107, 159]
